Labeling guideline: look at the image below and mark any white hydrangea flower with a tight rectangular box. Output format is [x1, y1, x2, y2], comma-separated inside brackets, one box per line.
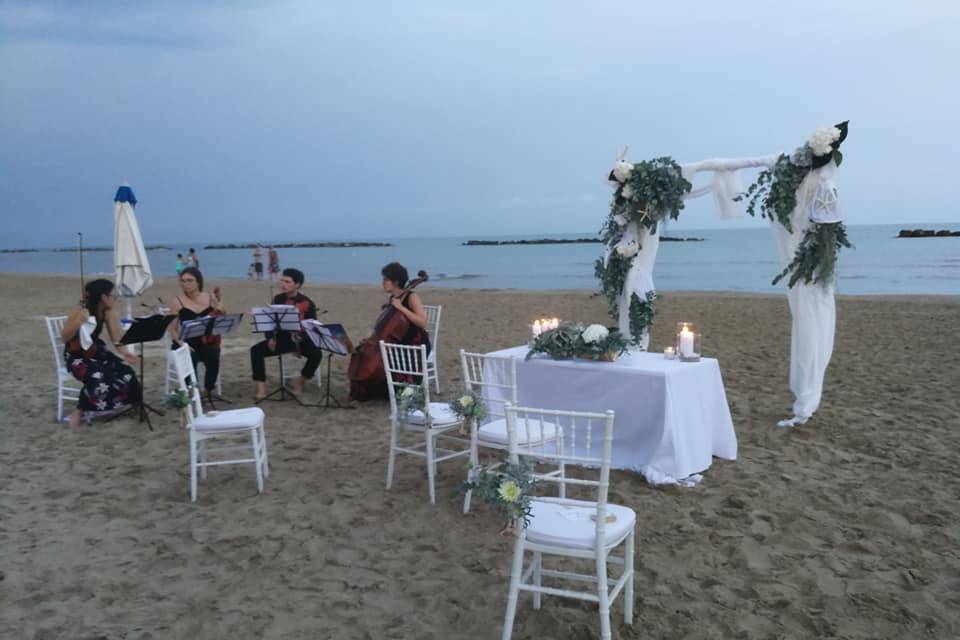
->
[401, 387, 415, 399]
[581, 324, 609, 344]
[612, 160, 633, 183]
[459, 395, 474, 407]
[615, 240, 639, 258]
[808, 126, 840, 156]
[613, 213, 627, 227]
[621, 184, 635, 200]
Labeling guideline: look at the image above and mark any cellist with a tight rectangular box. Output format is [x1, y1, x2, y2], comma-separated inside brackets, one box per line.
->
[349, 262, 431, 401]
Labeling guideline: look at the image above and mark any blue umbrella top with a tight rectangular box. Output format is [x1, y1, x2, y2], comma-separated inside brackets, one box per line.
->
[114, 185, 137, 205]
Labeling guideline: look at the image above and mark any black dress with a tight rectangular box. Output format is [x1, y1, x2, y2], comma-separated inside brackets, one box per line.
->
[173, 297, 221, 392]
[64, 318, 141, 412]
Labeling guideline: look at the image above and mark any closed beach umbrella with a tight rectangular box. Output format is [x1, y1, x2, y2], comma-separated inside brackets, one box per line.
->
[113, 184, 153, 317]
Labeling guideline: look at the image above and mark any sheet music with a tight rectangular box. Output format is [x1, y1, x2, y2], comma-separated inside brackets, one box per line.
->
[179, 313, 244, 341]
[301, 320, 351, 356]
[251, 305, 301, 333]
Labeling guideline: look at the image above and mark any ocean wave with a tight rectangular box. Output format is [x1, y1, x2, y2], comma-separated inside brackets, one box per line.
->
[433, 273, 486, 281]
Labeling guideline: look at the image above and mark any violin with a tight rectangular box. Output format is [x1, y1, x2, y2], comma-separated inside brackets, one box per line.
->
[201, 286, 225, 347]
[348, 271, 428, 399]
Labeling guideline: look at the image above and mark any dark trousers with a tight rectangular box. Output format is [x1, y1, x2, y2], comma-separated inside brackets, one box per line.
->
[191, 343, 221, 391]
[250, 333, 322, 381]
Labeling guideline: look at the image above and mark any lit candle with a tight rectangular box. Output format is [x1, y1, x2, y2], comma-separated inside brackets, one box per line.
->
[532, 320, 542, 337]
[679, 324, 695, 357]
[551, 318, 559, 330]
[664, 346, 676, 359]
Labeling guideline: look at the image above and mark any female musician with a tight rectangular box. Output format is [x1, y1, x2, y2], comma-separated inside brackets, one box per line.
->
[167, 267, 225, 401]
[349, 263, 430, 401]
[61, 279, 141, 427]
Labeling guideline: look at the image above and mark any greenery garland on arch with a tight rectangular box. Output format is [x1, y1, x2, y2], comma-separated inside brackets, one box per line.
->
[736, 121, 853, 287]
[595, 156, 690, 344]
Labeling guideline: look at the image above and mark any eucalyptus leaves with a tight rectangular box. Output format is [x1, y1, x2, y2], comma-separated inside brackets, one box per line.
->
[606, 156, 692, 239]
[163, 386, 194, 410]
[455, 456, 536, 533]
[737, 121, 851, 287]
[527, 322, 629, 362]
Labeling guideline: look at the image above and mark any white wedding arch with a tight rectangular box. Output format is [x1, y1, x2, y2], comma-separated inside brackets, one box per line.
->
[599, 123, 850, 427]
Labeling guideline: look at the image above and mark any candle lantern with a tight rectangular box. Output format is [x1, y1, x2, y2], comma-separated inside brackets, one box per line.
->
[675, 322, 701, 362]
[663, 346, 677, 360]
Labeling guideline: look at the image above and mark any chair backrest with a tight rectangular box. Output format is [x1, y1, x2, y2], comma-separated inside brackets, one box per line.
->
[379, 341, 432, 422]
[171, 345, 204, 425]
[45, 316, 67, 372]
[505, 403, 616, 536]
[459, 350, 517, 422]
[424, 304, 441, 352]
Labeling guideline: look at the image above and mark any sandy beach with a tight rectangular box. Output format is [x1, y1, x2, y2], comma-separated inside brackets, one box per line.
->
[2, 273, 958, 639]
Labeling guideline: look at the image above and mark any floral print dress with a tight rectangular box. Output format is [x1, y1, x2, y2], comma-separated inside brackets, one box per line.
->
[64, 321, 141, 412]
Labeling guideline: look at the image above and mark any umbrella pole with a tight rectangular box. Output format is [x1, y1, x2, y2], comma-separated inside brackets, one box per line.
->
[78, 232, 85, 304]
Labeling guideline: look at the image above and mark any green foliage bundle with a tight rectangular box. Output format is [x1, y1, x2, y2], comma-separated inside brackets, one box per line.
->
[773, 222, 852, 288]
[455, 456, 536, 529]
[527, 322, 629, 361]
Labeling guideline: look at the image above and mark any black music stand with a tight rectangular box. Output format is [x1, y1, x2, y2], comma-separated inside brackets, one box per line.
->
[117, 314, 175, 430]
[179, 313, 244, 409]
[252, 305, 310, 406]
[302, 320, 355, 411]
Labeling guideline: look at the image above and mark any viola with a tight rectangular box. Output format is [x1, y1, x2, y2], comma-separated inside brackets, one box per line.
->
[348, 271, 428, 399]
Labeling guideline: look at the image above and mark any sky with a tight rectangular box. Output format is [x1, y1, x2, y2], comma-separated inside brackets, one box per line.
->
[1, 0, 958, 248]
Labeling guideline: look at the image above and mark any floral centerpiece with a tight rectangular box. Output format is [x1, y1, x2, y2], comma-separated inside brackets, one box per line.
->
[455, 456, 536, 536]
[527, 322, 629, 362]
[449, 390, 486, 436]
[736, 121, 852, 287]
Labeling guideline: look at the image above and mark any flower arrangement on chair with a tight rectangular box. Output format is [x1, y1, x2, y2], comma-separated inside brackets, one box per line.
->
[163, 385, 194, 410]
[456, 456, 536, 536]
[449, 390, 486, 436]
[397, 385, 426, 424]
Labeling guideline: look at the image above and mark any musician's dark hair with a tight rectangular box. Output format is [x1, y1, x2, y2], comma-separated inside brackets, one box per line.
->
[179, 266, 204, 291]
[283, 268, 305, 286]
[189, 248, 196, 253]
[381, 262, 408, 288]
[177, 253, 183, 258]
[84, 279, 114, 315]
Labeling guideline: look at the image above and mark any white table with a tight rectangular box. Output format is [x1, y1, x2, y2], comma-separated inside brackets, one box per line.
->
[485, 346, 737, 484]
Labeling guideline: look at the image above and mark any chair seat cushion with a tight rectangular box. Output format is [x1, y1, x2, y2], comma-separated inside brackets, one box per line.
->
[193, 407, 265, 431]
[478, 418, 558, 445]
[406, 402, 460, 426]
[525, 498, 636, 550]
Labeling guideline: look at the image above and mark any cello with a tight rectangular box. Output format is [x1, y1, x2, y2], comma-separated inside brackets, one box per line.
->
[348, 270, 429, 400]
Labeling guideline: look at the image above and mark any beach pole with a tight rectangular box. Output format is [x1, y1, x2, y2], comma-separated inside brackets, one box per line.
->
[78, 232, 85, 303]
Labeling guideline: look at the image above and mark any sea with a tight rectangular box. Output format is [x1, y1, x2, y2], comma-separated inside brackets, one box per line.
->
[2, 223, 958, 295]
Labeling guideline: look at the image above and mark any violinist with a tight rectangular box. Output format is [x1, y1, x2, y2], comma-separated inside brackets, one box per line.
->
[348, 263, 431, 401]
[250, 268, 322, 400]
[167, 267, 225, 402]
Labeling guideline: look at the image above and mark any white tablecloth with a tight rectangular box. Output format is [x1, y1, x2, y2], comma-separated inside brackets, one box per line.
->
[485, 346, 737, 484]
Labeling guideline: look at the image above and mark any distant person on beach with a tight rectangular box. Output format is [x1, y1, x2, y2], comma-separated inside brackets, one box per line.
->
[247, 263, 256, 279]
[187, 248, 199, 269]
[175, 254, 185, 274]
[60, 279, 141, 427]
[249, 267, 322, 401]
[253, 244, 264, 281]
[268, 246, 279, 282]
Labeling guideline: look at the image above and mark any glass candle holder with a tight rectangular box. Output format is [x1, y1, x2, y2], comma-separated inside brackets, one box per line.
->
[675, 322, 702, 361]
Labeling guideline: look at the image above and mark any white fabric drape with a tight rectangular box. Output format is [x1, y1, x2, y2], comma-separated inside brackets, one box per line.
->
[769, 163, 837, 419]
[608, 151, 838, 421]
[113, 199, 153, 299]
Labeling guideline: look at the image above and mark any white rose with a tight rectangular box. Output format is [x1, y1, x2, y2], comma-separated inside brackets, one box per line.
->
[808, 126, 840, 156]
[581, 324, 609, 344]
[612, 160, 633, 183]
[401, 387, 415, 399]
[459, 395, 474, 407]
[613, 213, 627, 227]
[621, 184, 634, 200]
[615, 240, 639, 258]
